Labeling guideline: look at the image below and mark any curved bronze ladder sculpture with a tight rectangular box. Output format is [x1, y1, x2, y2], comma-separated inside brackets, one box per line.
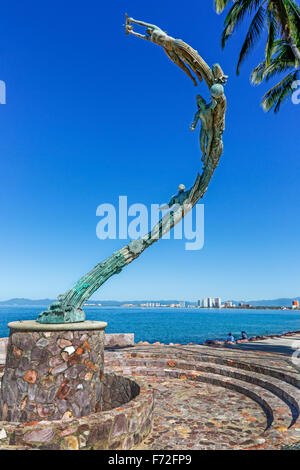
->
[37, 16, 228, 323]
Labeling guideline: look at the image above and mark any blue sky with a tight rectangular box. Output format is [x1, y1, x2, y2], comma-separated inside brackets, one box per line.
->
[0, 0, 299, 302]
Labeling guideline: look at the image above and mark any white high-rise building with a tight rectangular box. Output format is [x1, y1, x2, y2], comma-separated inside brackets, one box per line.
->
[203, 298, 208, 308]
[214, 297, 221, 308]
[197, 300, 202, 307]
[208, 297, 213, 308]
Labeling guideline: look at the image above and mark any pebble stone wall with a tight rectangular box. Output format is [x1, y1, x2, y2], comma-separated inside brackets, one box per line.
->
[0, 374, 153, 450]
[0, 324, 106, 423]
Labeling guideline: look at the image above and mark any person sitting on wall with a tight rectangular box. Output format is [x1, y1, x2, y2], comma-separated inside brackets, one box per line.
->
[241, 331, 248, 340]
[226, 333, 236, 343]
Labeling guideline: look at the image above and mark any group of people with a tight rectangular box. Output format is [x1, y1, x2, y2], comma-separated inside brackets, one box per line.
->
[226, 331, 248, 344]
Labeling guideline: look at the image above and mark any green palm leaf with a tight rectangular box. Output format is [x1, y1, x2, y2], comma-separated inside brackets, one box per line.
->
[265, 5, 278, 65]
[286, 1, 300, 48]
[252, 40, 296, 82]
[214, 0, 232, 14]
[261, 69, 299, 112]
[252, 57, 295, 83]
[221, 0, 264, 48]
[237, 5, 267, 74]
[213, 0, 300, 112]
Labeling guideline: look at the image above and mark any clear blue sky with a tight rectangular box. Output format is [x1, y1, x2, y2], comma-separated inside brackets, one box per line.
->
[0, 0, 299, 302]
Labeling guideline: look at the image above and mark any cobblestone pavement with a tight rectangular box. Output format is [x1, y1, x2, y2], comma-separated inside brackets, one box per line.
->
[104, 334, 300, 450]
[135, 379, 265, 450]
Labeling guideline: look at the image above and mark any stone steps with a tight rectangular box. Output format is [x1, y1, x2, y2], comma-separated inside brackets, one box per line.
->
[108, 364, 300, 449]
[106, 356, 300, 427]
[107, 362, 291, 431]
[105, 348, 300, 389]
[105, 350, 300, 448]
[105, 349, 300, 411]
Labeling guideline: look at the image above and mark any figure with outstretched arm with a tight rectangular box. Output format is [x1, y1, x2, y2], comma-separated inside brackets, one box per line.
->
[125, 15, 205, 86]
[190, 94, 217, 166]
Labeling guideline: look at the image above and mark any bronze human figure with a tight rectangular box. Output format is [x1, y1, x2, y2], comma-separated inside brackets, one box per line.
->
[37, 17, 228, 323]
[190, 94, 217, 166]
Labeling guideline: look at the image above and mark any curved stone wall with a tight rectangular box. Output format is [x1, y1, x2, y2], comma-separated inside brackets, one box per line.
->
[0, 322, 106, 422]
[0, 374, 153, 450]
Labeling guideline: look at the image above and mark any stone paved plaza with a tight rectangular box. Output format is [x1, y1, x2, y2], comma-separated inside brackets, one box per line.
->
[1, 332, 300, 450]
[104, 333, 300, 450]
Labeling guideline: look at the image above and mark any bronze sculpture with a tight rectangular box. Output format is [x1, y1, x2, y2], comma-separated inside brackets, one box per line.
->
[37, 16, 228, 323]
[190, 94, 217, 166]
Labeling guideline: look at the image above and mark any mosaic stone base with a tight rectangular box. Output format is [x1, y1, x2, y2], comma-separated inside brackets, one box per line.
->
[0, 321, 106, 422]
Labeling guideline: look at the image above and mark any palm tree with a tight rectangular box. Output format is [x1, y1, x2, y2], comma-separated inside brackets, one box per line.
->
[214, 0, 300, 112]
[252, 39, 299, 111]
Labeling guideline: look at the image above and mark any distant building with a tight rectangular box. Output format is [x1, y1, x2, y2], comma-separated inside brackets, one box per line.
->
[201, 297, 222, 308]
[179, 301, 186, 308]
[225, 301, 233, 308]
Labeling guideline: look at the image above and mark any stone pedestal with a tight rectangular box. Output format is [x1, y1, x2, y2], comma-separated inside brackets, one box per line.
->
[0, 320, 107, 423]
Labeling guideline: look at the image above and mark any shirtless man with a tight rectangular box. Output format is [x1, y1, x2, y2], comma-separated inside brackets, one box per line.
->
[190, 94, 217, 166]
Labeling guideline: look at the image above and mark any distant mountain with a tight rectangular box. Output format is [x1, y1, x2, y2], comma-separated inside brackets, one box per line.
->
[0, 297, 298, 307]
[0, 298, 56, 306]
[232, 297, 300, 307]
[0, 298, 189, 307]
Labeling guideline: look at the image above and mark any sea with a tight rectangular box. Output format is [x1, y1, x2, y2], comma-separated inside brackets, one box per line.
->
[0, 306, 300, 344]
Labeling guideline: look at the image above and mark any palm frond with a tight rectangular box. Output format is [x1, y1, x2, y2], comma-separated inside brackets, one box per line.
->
[287, 0, 300, 22]
[273, 39, 298, 61]
[286, 1, 300, 49]
[221, 0, 264, 48]
[214, 0, 232, 14]
[265, 5, 278, 65]
[271, 0, 291, 33]
[252, 39, 296, 83]
[251, 60, 269, 83]
[237, 6, 266, 74]
[251, 57, 295, 83]
[261, 69, 299, 112]
[272, 1, 300, 45]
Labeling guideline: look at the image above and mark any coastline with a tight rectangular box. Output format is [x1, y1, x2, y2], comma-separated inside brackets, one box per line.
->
[134, 328, 300, 347]
[0, 330, 300, 362]
[203, 328, 300, 347]
[1, 306, 300, 345]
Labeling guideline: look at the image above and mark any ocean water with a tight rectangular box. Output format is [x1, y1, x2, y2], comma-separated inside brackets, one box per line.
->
[0, 306, 300, 344]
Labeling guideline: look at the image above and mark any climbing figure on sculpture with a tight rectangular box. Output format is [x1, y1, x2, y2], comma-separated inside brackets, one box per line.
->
[159, 184, 190, 211]
[190, 94, 217, 167]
